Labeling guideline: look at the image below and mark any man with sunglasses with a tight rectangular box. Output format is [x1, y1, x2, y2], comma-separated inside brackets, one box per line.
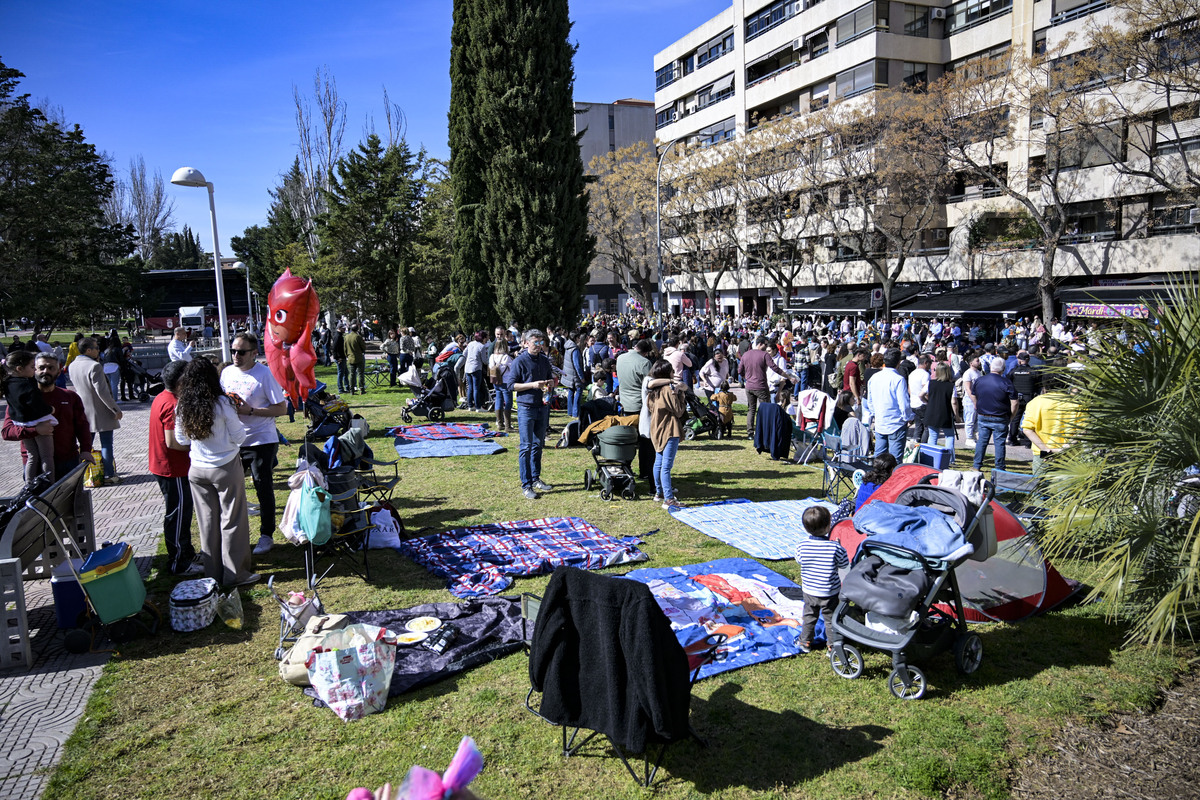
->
[220, 333, 287, 556]
[505, 329, 557, 500]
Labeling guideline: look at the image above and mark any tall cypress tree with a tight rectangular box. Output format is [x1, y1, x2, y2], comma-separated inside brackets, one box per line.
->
[448, 0, 495, 332]
[450, 0, 595, 332]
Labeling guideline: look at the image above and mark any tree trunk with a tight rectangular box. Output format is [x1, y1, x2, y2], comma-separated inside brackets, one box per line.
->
[1039, 244, 1057, 326]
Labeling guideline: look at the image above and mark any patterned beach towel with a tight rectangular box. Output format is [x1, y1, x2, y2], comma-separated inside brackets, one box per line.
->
[385, 423, 496, 440]
[398, 517, 648, 598]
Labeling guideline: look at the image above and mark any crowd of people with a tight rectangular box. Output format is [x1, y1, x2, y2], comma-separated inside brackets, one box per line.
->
[0, 306, 1096, 591]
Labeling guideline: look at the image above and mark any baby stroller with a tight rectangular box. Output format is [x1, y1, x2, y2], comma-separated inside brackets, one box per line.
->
[582, 424, 639, 501]
[827, 473, 996, 700]
[401, 368, 458, 423]
[682, 392, 723, 440]
[306, 383, 352, 440]
[125, 359, 159, 401]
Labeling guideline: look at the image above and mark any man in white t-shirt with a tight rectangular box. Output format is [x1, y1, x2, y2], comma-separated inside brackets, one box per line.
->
[960, 355, 983, 445]
[220, 333, 287, 555]
[907, 353, 931, 444]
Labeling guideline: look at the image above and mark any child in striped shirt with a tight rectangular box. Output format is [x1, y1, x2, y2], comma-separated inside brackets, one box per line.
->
[795, 505, 849, 651]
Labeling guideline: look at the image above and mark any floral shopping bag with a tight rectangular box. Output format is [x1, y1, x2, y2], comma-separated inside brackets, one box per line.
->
[304, 624, 398, 721]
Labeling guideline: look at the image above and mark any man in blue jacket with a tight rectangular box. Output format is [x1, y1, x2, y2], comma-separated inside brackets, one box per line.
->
[505, 329, 557, 500]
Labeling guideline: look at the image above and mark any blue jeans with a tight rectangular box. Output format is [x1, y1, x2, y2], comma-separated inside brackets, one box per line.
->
[874, 425, 908, 461]
[973, 416, 1009, 471]
[925, 427, 956, 464]
[566, 385, 585, 418]
[387, 354, 399, 385]
[106, 371, 120, 403]
[336, 360, 348, 392]
[94, 430, 115, 478]
[494, 385, 512, 411]
[517, 404, 549, 489]
[466, 371, 487, 410]
[653, 437, 680, 500]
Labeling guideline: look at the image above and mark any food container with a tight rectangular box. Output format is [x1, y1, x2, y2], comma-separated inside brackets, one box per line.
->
[169, 578, 219, 632]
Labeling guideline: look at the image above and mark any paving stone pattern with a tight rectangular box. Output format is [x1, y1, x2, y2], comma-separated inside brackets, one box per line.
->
[0, 398, 163, 800]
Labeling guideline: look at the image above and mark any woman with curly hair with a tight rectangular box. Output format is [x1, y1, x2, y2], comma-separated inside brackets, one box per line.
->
[174, 358, 258, 587]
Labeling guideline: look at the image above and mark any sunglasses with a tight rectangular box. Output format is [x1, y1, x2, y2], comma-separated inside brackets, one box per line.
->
[231, 348, 255, 355]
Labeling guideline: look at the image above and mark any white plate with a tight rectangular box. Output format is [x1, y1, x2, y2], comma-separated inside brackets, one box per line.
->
[406, 616, 442, 633]
[397, 631, 428, 645]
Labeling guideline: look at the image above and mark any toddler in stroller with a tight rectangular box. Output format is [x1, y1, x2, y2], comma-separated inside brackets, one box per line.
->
[306, 383, 352, 440]
[682, 391, 723, 440]
[827, 473, 996, 700]
[582, 424, 639, 501]
[401, 366, 458, 423]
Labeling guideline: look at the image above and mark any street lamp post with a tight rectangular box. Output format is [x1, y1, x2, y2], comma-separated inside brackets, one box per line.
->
[170, 166, 232, 362]
[234, 260, 253, 334]
[656, 134, 687, 317]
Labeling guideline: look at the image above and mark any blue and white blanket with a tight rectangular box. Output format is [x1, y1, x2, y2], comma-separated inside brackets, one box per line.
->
[624, 557, 821, 680]
[392, 438, 504, 458]
[667, 498, 838, 560]
[398, 517, 647, 598]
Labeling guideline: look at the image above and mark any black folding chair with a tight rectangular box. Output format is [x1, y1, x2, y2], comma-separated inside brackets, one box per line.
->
[524, 567, 724, 787]
[304, 466, 373, 585]
[821, 433, 872, 503]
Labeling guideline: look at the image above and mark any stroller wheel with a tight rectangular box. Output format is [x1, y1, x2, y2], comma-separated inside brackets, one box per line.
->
[401, 409, 412, 423]
[584, 470, 594, 491]
[600, 489, 612, 501]
[621, 488, 637, 501]
[429, 407, 445, 422]
[684, 427, 697, 441]
[954, 632, 984, 675]
[828, 643, 864, 679]
[714, 426, 724, 440]
[888, 665, 927, 700]
[64, 628, 93, 654]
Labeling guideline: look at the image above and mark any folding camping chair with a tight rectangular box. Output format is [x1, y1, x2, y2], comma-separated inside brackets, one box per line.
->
[365, 362, 390, 389]
[355, 456, 400, 507]
[989, 468, 1048, 532]
[523, 566, 725, 787]
[821, 432, 873, 503]
[793, 389, 837, 465]
[304, 466, 374, 585]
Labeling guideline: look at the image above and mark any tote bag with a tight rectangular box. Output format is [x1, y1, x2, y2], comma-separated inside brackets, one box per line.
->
[305, 624, 398, 720]
[298, 477, 332, 545]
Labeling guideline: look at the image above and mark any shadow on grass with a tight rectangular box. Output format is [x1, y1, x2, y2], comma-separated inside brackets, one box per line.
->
[670, 682, 890, 792]
[406, 506, 485, 531]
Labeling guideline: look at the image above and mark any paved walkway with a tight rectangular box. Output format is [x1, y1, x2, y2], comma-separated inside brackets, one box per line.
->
[0, 398, 163, 800]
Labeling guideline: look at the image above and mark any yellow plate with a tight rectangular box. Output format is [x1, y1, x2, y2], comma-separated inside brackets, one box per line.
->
[405, 616, 442, 633]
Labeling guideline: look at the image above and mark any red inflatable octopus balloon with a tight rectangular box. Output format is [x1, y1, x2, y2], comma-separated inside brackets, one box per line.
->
[264, 269, 320, 406]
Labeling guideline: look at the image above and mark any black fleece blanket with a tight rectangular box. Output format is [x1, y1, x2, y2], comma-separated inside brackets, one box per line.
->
[303, 597, 527, 700]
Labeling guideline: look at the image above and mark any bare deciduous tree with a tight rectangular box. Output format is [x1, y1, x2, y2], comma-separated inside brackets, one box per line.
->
[586, 142, 660, 309]
[293, 65, 347, 260]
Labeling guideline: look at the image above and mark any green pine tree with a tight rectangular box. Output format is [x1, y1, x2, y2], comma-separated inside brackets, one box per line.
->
[317, 133, 424, 329]
[471, 0, 595, 330]
[448, 0, 497, 332]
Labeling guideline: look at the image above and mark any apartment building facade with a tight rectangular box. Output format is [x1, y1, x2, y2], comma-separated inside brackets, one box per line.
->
[652, 0, 1199, 318]
[574, 99, 659, 314]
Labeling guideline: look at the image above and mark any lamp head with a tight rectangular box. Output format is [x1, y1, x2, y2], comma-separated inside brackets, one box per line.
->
[233, 261, 246, 271]
[170, 166, 208, 187]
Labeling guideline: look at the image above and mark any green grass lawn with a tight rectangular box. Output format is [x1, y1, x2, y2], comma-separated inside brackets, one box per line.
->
[43, 366, 1190, 800]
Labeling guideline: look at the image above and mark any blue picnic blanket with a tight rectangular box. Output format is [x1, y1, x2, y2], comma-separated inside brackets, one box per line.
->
[623, 558, 821, 680]
[667, 498, 839, 560]
[398, 517, 648, 598]
[852, 502, 970, 560]
[392, 438, 505, 458]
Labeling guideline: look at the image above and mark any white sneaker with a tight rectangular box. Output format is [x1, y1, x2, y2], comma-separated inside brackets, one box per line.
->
[963, 438, 976, 447]
[247, 503, 261, 517]
[252, 535, 274, 555]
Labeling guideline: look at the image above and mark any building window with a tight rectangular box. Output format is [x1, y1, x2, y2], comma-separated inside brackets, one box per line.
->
[947, 42, 1011, 78]
[945, 0, 1013, 36]
[903, 61, 929, 88]
[1033, 28, 1047, 55]
[681, 54, 695, 78]
[809, 30, 830, 58]
[697, 30, 735, 68]
[655, 106, 677, 130]
[746, 0, 801, 41]
[1148, 194, 1198, 235]
[697, 74, 736, 109]
[691, 116, 737, 147]
[811, 81, 831, 110]
[902, 4, 929, 37]
[747, 41, 803, 87]
[656, 63, 677, 90]
[837, 2, 888, 46]
[1050, 0, 1109, 26]
[836, 61, 885, 99]
[1060, 200, 1119, 243]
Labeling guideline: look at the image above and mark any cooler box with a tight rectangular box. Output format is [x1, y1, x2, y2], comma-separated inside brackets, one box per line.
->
[51, 560, 86, 629]
[79, 543, 146, 624]
[917, 443, 953, 470]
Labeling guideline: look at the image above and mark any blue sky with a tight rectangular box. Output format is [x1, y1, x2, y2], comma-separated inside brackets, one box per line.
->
[1, 0, 728, 254]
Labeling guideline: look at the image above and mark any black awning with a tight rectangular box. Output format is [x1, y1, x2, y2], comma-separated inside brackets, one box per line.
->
[788, 285, 924, 314]
[1056, 283, 1183, 318]
[898, 281, 1040, 317]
